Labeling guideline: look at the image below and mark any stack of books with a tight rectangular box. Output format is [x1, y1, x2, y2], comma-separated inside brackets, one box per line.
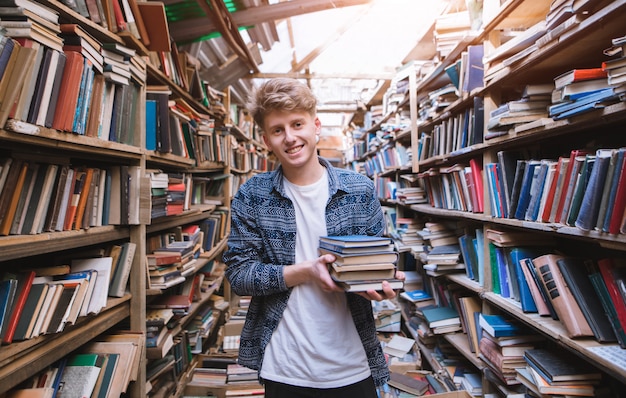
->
[478, 314, 542, 386]
[516, 347, 602, 397]
[318, 235, 403, 292]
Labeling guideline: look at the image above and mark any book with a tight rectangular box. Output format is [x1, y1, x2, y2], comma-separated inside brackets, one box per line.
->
[554, 67, 608, 89]
[524, 348, 602, 383]
[422, 305, 460, 328]
[1, 270, 35, 344]
[318, 247, 399, 265]
[70, 257, 112, 315]
[331, 277, 403, 292]
[508, 247, 547, 313]
[388, 371, 430, 396]
[57, 353, 103, 398]
[478, 313, 523, 338]
[318, 235, 392, 248]
[329, 263, 395, 281]
[556, 257, 616, 343]
[532, 254, 593, 337]
[109, 242, 137, 297]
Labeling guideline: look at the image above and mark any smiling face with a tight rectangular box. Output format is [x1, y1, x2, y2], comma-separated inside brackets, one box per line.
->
[262, 109, 323, 185]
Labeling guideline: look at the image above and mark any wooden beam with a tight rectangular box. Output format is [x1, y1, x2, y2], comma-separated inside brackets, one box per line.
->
[290, 3, 372, 72]
[169, 0, 371, 42]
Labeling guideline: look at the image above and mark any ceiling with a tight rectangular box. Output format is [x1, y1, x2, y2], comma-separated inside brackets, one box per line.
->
[167, 0, 464, 132]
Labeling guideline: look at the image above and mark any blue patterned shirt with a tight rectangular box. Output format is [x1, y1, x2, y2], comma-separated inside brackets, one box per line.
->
[223, 157, 390, 387]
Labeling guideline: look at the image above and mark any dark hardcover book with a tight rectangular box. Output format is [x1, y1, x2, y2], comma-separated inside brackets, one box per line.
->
[602, 148, 626, 231]
[576, 149, 613, 230]
[463, 44, 484, 93]
[524, 348, 602, 383]
[566, 154, 595, 226]
[524, 160, 551, 221]
[0, 278, 18, 339]
[0, 36, 15, 81]
[45, 284, 75, 334]
[0, 159, 24, 228]
[43, 165, 70, 232]
[389, 371, 430, 395]
[589, 272, 626, 348]
[26, 46, 54, 124]
[20, 163, 48, 235]
[507, 159, 527, 218]
[497, 149, 522, 214]
[514, 160, 540, 220]
[556, 257, 616, 343]
[472, 96, 485, 145]
[107, 83, 123, 142]
[595, 148, 623, 231]
[12, 282, 46, 341]
[458, 234, 478, 281]
[9, 161, 38, 235]
[44, 50, 67, 128]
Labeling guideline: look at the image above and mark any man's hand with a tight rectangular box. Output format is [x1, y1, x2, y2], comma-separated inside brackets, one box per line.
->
[358, 270, 406, 301]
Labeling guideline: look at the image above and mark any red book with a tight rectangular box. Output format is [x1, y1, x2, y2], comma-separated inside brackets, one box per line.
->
[469, 158, 484, 213]
[1, 270, 36, 344]
[608, 155, 626, 234]
[51, 51, 84, 132]
[147, 252, 182, 267]
[63, 168, 87, 231]
[540, 156, 565, 223]
[554, 68, 608, 89]
[597, 258, 626, 332]
[553, 149, 588, 224]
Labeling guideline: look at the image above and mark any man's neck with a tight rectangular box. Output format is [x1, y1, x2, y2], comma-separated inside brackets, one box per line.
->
[283, 160, 325, 186]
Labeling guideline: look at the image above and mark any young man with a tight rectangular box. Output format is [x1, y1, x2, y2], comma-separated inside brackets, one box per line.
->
[223, 78, 404, 397]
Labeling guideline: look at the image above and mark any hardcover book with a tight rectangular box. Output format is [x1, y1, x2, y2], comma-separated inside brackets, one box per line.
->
[532, 254, 593, 337]
[524, 348, 602, 383]
[556, 257, 616, 342]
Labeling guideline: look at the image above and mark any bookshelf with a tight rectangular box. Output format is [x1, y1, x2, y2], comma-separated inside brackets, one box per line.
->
[353, 0, 626, 395]
[0, 1, 234, 397]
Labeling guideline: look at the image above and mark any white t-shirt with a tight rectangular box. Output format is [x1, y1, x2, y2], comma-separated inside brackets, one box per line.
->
[260, 170, 371, 388]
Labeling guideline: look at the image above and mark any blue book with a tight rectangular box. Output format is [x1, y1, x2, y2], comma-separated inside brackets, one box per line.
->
[51, 358, 67, 398]
[400, 289, 432, 303]
[549, 87, 615, 117]
[458, 234, 477, 280]
[478, 313, 522, 337]
[0, 279, 17, 338]
[145, 99, 158, 150]
[0, 36, 15, 81]
[494, 247, 510, 299]
[514, 160, 541, 220]
[508, 247, 547, 313]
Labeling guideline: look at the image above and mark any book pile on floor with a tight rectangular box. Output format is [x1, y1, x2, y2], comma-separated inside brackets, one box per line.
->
[318, 235, 403, 292]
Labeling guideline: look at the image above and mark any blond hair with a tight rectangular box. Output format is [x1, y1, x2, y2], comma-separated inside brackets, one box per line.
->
[247, 78, 317, 130]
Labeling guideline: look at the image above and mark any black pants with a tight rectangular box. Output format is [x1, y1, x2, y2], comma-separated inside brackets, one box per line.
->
[264, 376, 378, 398]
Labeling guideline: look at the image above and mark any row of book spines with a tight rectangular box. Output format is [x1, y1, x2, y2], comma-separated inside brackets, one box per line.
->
[484, 147, 626, 234]
[417, 148, 626, 235]
[0, 158, 141, 236]
[0, 37, 141, 145]
[4, 333, 143, 397]
[0, 241, 135, 345]
[484, 245, 626, 345]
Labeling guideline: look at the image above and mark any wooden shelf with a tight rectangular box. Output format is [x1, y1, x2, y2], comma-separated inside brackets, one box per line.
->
[0, 226, 130, 262]
[0, 298, 131, 393]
